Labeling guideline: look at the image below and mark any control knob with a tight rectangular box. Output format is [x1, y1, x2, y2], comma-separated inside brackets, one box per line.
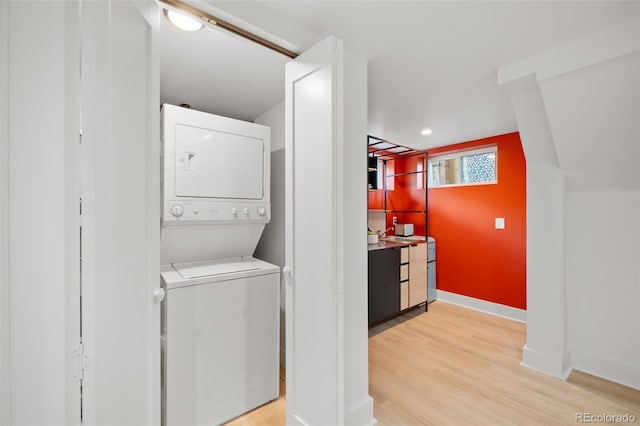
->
[170, 204, 184, 218]
[243, 207, 250, 216]
[257, 206, 267, 217]
[231, 207, 238, 217]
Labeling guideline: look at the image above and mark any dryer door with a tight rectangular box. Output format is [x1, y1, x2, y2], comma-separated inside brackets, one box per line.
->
[174, 124, 264, 199]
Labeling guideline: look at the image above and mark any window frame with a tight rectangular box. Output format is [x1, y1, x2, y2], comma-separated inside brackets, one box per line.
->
[428, 145, 498, 188]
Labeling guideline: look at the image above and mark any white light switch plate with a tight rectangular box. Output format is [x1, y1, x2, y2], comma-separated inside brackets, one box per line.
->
[495, 217, 505, 229]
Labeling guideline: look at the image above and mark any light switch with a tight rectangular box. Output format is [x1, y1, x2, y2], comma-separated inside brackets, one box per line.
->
[495, 217, 505, 229]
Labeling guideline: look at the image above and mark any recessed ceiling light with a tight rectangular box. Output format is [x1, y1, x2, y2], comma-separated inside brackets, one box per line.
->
[164, 9, 204, 32]
[421, 128, 433, 136]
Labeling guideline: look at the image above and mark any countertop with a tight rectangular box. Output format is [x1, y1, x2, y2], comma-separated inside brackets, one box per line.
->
[367, 236, 427, 251]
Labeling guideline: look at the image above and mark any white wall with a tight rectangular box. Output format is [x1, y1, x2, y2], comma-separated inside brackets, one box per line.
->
[0, 1, 9, 423]
[2, 2, 73, 424]
[254, 100, 286, 366]
[499, 17, 640, 389]
[566, 190, 639, 388]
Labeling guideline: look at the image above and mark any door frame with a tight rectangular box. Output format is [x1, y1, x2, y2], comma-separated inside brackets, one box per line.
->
[285, 36, 345, 425]
[0, 0, 10, 423]
[78, 1, 161, 424]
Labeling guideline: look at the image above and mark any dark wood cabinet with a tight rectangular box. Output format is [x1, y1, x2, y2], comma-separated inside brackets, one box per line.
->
[368, 247, 401, 326]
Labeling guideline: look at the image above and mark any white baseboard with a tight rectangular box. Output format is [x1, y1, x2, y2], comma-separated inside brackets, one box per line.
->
[345, 396, 377, 426]
[521, 344, 572, 379]
[436, 290, 526, 323]
[569, 349, 640, 390]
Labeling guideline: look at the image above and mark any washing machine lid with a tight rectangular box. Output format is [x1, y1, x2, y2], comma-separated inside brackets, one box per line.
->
[174, 258, 261, 279]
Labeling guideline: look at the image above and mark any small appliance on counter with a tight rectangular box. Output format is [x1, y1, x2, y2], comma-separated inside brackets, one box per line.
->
[395, 223, 414, 236]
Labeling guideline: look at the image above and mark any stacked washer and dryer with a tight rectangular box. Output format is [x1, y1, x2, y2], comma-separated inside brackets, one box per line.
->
[160, 104, 280, 426]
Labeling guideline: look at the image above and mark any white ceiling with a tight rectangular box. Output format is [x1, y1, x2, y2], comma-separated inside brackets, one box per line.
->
[160, 1, 639, 149]
[160, 15, 290, 122]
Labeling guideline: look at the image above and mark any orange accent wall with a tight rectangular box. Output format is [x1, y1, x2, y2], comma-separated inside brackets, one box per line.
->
[426, 132, 526, 310]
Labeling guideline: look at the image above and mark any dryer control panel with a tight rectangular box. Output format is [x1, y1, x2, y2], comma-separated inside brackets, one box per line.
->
[163, 201, 271, 225]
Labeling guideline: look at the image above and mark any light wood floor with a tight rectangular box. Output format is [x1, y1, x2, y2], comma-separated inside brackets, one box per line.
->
[228, 301, 639, 425]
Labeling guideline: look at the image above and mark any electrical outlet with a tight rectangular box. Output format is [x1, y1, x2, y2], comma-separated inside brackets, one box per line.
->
[393, 216, 398, 225]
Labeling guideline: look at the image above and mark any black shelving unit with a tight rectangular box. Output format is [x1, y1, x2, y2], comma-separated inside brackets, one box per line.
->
[368, 135, 429, 314]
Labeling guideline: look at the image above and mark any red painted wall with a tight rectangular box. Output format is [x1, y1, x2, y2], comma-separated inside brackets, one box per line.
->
[426, 132, 526, 309]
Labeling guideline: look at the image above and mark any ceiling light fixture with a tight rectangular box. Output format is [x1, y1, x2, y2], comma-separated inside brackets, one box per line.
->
[164, 9, 204, 32]
[421, 128, 433, 136]
[158, 0, 298, 58]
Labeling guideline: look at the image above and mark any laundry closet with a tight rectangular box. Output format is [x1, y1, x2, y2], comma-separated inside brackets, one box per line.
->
[157, 7, 290, 425]
[0, 1, 370, 424]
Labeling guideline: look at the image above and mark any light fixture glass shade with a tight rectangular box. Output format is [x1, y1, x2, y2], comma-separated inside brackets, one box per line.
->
[164, 9, 203, 32]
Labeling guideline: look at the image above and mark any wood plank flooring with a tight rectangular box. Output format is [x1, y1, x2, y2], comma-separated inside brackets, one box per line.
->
[369, 301, 639, 425]
[225, 368, 286, 426]
[227, 301, 639, 425]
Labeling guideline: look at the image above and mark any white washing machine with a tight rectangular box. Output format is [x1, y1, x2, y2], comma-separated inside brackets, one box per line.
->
[161, 258, 279, 426]
[160, 105, 279, 425]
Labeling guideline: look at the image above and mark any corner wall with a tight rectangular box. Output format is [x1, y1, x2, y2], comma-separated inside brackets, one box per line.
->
[254, 100, 286, 367]
[499, 17, 640, 388]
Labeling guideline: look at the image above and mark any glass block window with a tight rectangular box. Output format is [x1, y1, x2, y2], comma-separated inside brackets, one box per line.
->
[428, 146, 497, 187]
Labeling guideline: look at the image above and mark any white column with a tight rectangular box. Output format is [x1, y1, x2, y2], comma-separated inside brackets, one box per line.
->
[508, 81, 571, 378]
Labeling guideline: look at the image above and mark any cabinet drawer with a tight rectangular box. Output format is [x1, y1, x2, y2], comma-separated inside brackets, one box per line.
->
[409, 276, 427, 306]
[400, 264, 409, 281]
[400, 281, 409, 310]
[409, 243, 427, 264]
[400, 247, 409, 264]
[409, 243, 427, 307]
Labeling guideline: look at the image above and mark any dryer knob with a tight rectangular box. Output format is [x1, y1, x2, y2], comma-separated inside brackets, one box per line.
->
[231, 207, 238, 216]
[243, 207, 250, 216]
[257, 206, 267, 217]
[170, 204, 184, 217]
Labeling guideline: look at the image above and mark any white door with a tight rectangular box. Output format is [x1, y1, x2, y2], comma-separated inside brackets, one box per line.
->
[285, 36, 345, 426]
[80, 1, 161, 425]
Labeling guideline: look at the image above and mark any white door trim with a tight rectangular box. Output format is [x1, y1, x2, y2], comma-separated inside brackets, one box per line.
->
[0, 1, 10, 423]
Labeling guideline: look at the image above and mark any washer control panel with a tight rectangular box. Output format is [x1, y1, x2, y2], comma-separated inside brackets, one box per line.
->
[164, 201, 271, 225]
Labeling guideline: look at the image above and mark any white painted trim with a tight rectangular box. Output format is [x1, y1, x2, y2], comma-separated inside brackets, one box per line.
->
[521, 345, 572, 380]
[498, 18, 640, 85]
[345, 397, 377, 426]
[428, 145, 497, 162]
[142, 3, 162, 424]
[435, 290, 526, 323]
[0, 1, 11, 423]
[569, 350, 640, 391]
[63, 1, 82, 424]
